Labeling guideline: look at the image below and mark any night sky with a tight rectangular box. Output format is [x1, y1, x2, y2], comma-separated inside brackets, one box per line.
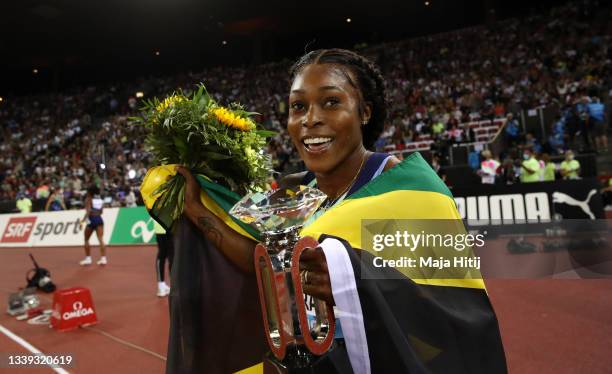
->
[0, 0, 571, 95]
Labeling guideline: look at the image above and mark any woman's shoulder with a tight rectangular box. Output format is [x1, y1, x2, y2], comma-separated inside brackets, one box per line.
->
[368, 152, 453, 199]
[382, 155, 402, 172]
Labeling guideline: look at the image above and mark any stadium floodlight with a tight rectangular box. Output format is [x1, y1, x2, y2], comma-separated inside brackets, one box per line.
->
[0, 97, 3, 102]
[33, 68, 39, 74]
[346, 18, 352, 23]
[222, 40, 227, 45]
[100, 163, 106, 170]
[155, 51, 160, 56]
[425, 1, 430, 6]
[136, 92, 144, 98]
[128, 169, 136, 179]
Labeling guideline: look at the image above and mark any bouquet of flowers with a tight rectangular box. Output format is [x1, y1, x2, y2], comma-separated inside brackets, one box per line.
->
[134, 84, 275, 232]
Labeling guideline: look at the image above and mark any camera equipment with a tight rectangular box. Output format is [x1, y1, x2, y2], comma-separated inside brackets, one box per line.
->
[7, 288, 40, 316]
[26, 254, 56, 293]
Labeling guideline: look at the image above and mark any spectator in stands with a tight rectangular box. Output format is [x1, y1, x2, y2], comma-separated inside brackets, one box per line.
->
[494, 102, 505, 118]
[524, 133, 542, 154]
[448, 124, 463, 143]
[431, 154, 441, 175]
[520, 147, 541, 183]
[564, 106, 580, 150]
[548, 115, 566, 154]
[432, 119, 445, 138]
[575, 96, 593, 151]
[500, 156, 519, 185]
[588, 96, 607, 152]
[540, 153, 556, 182]
[44, 188, 67, 211]
[505, 113, 521, 147]
[478, 150, 500, 185]
[468, 150, 481, 171]
[125, 187, 137, 207]
[560, 150, 581, 179]
[35, 181, 50, 200]
[16, 193, 32, 213]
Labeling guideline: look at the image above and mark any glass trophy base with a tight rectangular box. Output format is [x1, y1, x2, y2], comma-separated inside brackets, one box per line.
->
[262, 342, 343, 374]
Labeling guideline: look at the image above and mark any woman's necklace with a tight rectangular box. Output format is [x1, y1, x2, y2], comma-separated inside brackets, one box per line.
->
[321, 151, 369, 210]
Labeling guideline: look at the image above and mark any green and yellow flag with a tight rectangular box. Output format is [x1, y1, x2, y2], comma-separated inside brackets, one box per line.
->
[301, 152, 485, 289]
[140, 164, 259, 241]
[299, 153, 506, 373]
[141, 165, 267, 374]
[142, 153, 506, 373]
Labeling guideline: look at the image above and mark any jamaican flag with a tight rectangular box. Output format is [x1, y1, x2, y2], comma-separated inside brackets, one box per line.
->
[141, 165, 267, 374]
[140, 164, 260, 242]
[296, 152, 507, 373]
[141, 153, 507, 374]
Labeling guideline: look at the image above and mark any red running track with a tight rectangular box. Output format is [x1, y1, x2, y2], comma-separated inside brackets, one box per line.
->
[0, 245, 611, 373]
[0, 246, 169, 374]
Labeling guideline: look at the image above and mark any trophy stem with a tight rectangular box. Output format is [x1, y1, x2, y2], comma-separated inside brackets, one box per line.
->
[263, 345, 319, 373]
[264, 343, 340, 373]
[262, 227, 302, 256]
[233, 187, 334, 372]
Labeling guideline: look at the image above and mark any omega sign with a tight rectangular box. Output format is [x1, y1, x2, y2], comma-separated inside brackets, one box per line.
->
[454, 192, 551, 225]
[62, 301, 95, 320]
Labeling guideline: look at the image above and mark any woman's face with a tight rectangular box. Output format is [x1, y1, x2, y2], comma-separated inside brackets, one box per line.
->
[287, 64, 368, 174]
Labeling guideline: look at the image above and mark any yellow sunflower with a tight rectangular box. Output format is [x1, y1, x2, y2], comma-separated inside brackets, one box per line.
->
[211, 107, 255, 131]
[156, 95, 185, 113]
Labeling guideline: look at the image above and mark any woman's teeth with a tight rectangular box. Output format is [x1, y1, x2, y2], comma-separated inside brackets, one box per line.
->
[304, 137, 332, 146]
[303, 137, 333, 152]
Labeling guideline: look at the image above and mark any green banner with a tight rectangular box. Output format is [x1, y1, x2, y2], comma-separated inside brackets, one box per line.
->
[109, 207, 158, 245]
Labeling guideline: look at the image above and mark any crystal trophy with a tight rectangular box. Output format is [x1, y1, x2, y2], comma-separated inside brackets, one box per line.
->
[230, 187, 336, 372]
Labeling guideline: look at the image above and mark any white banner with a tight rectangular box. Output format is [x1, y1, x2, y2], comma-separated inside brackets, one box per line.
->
[0, 209, 118, 248]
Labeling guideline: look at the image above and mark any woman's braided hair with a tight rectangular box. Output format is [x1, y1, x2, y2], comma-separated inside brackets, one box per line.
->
[289, 48, 389, 150]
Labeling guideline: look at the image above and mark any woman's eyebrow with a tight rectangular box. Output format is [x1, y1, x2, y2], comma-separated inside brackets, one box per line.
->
[291, 85, 343, 93]
[319, 85, 343, 92]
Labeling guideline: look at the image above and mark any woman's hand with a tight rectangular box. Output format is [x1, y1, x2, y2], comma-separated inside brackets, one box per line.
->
[175, 166, 204, 217]
[299, 248, 335, 306]
[174, 165, 256, 273]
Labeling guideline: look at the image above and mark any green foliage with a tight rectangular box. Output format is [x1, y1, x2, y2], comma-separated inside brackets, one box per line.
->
[132, 84, 275, 222]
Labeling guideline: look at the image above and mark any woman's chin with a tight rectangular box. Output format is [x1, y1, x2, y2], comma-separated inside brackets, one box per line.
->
[301, 156, 328, 174]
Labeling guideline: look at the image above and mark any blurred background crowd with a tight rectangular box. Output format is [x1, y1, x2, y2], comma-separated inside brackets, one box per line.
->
[1, 0, 610, 212]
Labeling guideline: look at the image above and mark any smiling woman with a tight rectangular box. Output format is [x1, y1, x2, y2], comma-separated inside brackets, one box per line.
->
[170, 49, 507, 374]
[283, 50, 506, 373]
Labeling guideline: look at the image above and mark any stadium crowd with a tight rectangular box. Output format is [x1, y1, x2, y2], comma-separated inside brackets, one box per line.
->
[0, 0, 610, 210]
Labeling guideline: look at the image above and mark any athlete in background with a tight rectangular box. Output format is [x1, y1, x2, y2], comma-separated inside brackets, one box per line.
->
[79, 186, 107, 266]
[154, 220, 173, 297]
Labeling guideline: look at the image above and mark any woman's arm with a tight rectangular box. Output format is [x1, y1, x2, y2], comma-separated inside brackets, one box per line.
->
[44, 195, 52, 211]
[82, 197, 91, 221]
[176, 167, 257, 273]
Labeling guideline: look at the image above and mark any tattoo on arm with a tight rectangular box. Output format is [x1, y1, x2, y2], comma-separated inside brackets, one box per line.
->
[197, 216, 223, 248]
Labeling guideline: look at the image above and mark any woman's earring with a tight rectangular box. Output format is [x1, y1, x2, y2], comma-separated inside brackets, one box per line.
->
[362, 120, 368, 126]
